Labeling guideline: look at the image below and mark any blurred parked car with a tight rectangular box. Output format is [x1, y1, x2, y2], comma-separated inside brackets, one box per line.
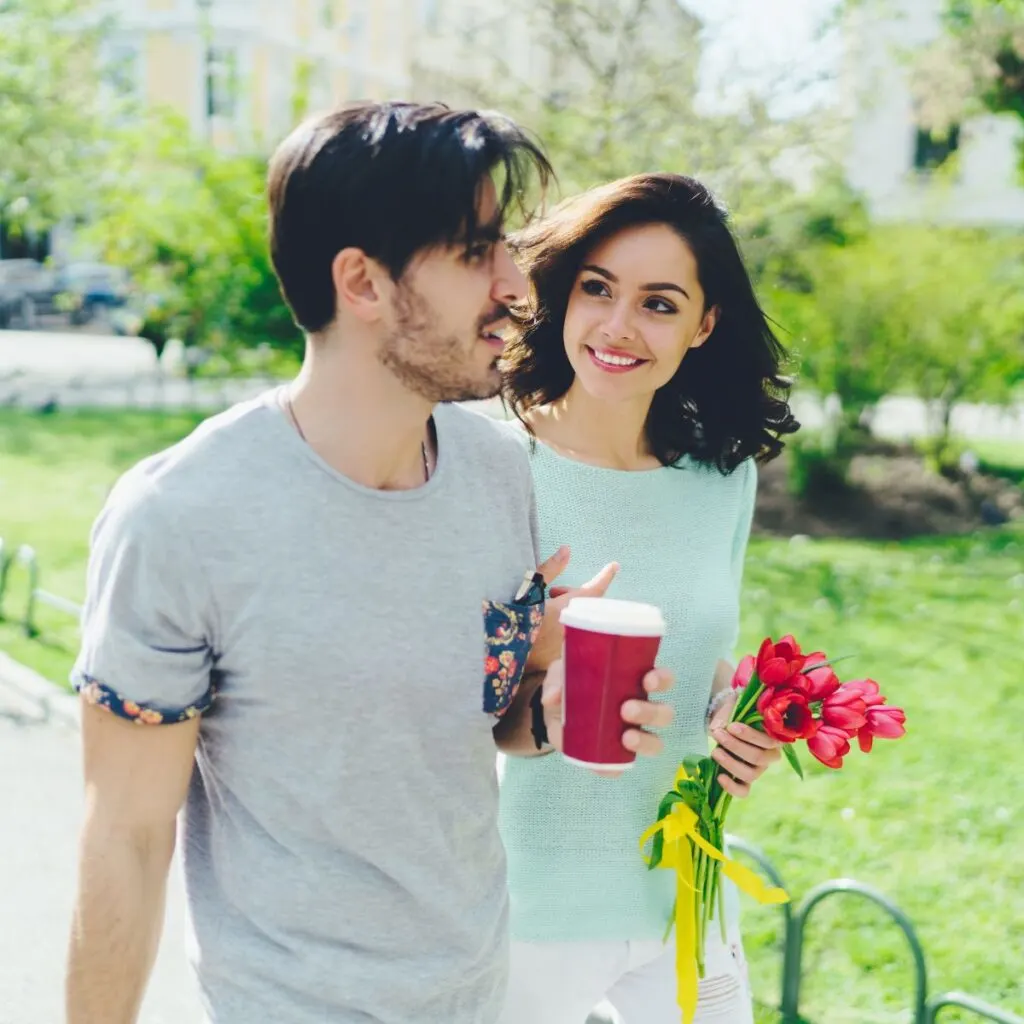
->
[56, 262, 131, 325]
[0, 258, 61, 327]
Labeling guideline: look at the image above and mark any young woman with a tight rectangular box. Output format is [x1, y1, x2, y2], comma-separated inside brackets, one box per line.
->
[497, 172, 799, 1023]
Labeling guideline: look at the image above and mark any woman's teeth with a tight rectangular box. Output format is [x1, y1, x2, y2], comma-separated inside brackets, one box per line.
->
[591, 348, 641, 367]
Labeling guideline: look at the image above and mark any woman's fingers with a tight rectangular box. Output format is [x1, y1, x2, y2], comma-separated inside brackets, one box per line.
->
[536, 546, 570, 586]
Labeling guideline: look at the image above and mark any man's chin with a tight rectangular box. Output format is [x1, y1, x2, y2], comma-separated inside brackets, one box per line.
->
[438, 369, 502, 404]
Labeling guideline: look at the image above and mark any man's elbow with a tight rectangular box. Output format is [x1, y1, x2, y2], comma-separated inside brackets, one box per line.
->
[78, 807, 178, 878]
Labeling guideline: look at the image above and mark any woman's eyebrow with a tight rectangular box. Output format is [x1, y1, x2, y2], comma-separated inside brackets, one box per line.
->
[582, 264, 690, 300]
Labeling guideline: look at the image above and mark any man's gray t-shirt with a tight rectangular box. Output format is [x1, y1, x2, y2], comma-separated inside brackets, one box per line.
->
[73, 392, 540, 1024]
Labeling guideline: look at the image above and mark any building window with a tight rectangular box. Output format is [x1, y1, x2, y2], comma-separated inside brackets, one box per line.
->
[309, 59, 332, 110]
[206, 46, 238, 118]
[347, 2, 367, 54]
[104, 43, 140, 97]
[420, 0, 441, 31]
[913, 124, 960, 172]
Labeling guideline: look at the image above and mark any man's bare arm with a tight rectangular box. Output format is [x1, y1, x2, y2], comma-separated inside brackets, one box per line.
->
[67, 703, 199, 1024]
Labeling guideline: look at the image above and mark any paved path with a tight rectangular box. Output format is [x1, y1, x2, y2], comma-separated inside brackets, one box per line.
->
[0, 661, 202, 1024]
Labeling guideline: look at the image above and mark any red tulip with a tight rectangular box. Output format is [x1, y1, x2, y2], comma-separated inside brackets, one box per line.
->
[756, 635, 806, 686]
[857, 705, 907, 752]
[796, 664, 841, 702]
[757, 687, 819, 743]
[820, 687, 868, 734]
[731, 655, 756, 690]
[845, 679, 886, 708]
[807, 723, 852, 769]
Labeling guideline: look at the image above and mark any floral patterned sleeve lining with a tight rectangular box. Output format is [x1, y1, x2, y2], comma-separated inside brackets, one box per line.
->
[74, 673, 216, 725]
[482, 570, 546, 719]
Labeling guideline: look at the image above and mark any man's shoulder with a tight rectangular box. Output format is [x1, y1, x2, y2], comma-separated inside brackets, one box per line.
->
[437, 402, 530, 472]
[107, 393, 278, 524]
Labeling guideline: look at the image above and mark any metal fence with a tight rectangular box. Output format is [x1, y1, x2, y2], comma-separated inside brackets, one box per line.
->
[727, 836, 1023, 1024]
[0, 538, 82, 638]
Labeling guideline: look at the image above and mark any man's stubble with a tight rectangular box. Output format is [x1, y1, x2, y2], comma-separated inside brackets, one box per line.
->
[378, 282, 501, 404]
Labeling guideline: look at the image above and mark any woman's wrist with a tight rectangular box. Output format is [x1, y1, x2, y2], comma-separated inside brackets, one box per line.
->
[705, 688, 735, 732]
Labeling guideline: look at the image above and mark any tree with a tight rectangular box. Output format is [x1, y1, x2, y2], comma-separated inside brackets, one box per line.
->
[911, 0, 1024, 137]
[0, 0, 109, 232]
[413, 0, 842, 234]
[769, 223, 1024, 468]
[892, 225, 1024, 462]
[84, 111, 300, 358]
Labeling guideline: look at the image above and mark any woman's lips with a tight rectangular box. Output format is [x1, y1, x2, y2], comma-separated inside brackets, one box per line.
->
[586, 346, 647, 373]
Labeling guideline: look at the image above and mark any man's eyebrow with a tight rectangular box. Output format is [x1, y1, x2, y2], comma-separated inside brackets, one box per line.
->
[474, 221, 504, 242]
[456, 222, 504, 246]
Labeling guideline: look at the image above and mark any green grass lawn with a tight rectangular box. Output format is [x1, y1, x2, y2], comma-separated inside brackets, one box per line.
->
[2, 408, 1023, 1023]
[0, 408, 206, 683]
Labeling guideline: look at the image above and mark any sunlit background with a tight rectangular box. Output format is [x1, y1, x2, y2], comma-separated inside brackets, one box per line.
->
[1, 1, 1023, 1022]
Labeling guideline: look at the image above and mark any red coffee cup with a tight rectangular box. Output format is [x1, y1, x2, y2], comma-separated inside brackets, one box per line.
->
[559, 597, 666, 770]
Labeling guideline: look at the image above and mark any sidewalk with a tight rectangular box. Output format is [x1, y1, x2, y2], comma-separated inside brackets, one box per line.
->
[0, 659, 202, 1024]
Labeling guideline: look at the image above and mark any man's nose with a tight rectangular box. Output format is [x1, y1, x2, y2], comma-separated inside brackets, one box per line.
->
[492, 244, 527, 305]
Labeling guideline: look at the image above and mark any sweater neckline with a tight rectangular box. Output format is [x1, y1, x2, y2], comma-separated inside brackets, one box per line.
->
[524, 429, 686, 478]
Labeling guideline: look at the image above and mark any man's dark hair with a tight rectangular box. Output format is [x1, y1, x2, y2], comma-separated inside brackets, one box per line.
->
[267, 101, 552, 333]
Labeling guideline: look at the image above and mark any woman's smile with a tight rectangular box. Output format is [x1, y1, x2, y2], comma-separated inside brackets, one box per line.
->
[586, 346, 650, 373]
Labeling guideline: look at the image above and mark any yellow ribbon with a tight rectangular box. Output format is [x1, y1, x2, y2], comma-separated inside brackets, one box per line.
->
[639, 768, 789, 1024]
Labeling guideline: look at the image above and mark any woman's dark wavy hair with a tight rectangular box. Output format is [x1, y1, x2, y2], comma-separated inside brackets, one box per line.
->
[503, 172, 799, 473]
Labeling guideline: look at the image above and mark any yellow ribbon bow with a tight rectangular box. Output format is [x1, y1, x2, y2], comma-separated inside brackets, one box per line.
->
[639, 766, 789, 1024]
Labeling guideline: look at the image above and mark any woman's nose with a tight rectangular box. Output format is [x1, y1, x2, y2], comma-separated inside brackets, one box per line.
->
[601, 303, 635, 342]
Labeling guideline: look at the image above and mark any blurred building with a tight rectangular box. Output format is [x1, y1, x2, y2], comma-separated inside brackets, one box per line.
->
[408, 0, 698, 110]
[98, 0, 413, 151]
[843, 0, 1024, 226]
[409, 0, 551, 103]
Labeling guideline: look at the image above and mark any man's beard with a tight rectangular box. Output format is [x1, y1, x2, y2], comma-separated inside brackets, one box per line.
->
[378, 282, 502, 404]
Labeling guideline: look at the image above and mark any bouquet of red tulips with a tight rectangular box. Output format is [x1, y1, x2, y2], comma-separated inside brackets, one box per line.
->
[641, 634, 907, 1023]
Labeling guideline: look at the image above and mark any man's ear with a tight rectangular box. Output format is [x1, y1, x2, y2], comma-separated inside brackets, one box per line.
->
[332, 248, 391, 324]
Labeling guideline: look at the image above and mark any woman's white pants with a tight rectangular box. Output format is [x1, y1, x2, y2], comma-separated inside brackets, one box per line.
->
[498, 926, 753, 1024]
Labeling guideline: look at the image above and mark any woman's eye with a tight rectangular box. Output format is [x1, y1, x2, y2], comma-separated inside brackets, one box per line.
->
[646, 297, 677, 314]
[581, 278, 608, 297]
[466, 244, 493, 264]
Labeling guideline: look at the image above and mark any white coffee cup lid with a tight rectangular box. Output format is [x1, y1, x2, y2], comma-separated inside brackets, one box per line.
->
[560, 597, 665, 637]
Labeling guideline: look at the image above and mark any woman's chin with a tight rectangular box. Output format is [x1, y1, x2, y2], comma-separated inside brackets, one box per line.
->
[574, 368, 655, 404]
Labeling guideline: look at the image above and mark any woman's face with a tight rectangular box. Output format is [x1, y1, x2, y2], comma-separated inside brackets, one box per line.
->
[562, 223, 718, 403]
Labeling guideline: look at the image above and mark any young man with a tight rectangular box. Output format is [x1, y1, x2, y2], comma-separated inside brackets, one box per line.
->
[66, 101, 674, 1024]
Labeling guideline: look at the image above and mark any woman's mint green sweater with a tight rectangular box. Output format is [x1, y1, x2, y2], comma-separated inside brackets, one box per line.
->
[498, 430, 757, 942]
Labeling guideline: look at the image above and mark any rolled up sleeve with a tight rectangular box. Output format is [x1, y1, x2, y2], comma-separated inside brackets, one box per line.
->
[71, 483, 217, 725]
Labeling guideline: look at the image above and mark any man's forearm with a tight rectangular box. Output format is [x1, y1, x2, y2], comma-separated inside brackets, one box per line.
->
[494, 672, 554, 756]
[67, 820, 174, 1024]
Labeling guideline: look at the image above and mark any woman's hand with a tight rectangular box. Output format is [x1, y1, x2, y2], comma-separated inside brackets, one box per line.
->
[709, 691, 782, 798]
[540, 658, 675, 772]
[526, 546, 619, 673]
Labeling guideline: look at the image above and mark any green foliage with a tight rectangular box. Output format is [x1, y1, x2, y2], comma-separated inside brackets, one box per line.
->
[83, 111, 300, 356]
[913, 0, 1024, 136]
[0, 0, 109, 228]
[767, 222, 1024, 473]
[787, 434, 855, 501]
